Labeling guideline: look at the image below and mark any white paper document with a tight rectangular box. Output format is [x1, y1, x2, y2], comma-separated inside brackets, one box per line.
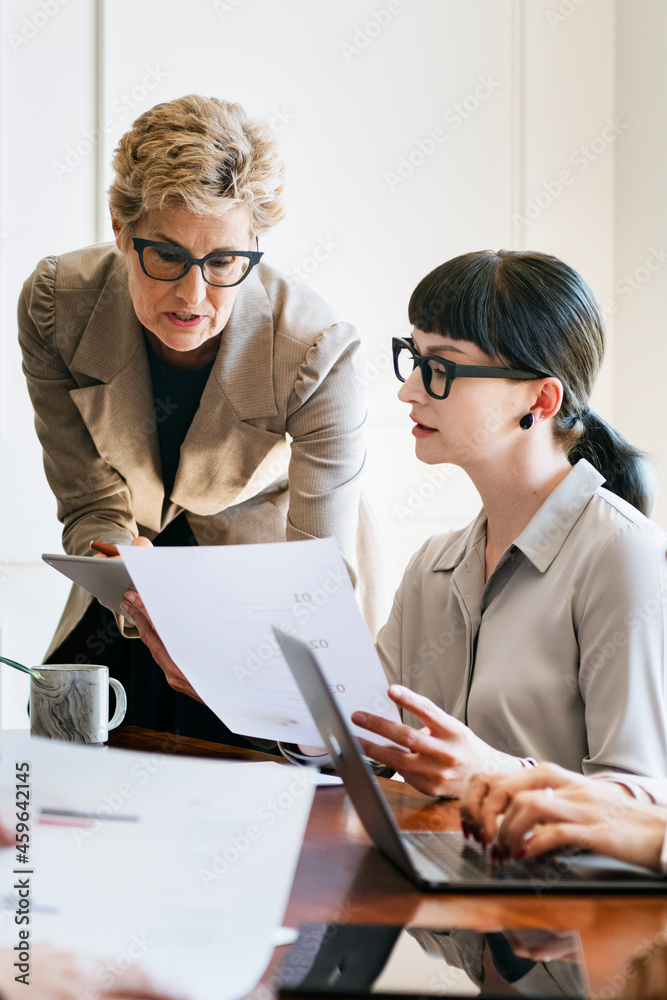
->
[120, 538, 400, 743]
[0, 734, 316, 1000]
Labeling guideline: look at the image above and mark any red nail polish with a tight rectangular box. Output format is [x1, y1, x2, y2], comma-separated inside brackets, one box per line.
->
[515, 846, 527, 861]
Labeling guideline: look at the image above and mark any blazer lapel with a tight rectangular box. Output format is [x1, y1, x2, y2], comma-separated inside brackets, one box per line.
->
[172, 271, 285, 515]
[67, 264, 286, 526]
[215, 270, 279, 420]
[68, 263, 165, 533]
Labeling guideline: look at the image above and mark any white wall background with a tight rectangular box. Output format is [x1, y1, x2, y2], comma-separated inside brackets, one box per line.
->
[0, 0, 663, 726]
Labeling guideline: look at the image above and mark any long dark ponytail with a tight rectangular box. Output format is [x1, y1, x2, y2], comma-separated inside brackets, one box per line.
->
[408, 250, 653, 515]
[568, 411, 649, 514]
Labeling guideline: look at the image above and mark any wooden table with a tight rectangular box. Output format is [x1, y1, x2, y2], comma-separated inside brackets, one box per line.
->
[109, 727, 667, 998]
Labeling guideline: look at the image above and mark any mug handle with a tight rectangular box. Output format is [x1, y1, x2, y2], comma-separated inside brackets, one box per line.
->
[108, 678, 127, 730]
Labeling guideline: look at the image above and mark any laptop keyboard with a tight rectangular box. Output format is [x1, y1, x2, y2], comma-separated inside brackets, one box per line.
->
[404, 830, 570, 884]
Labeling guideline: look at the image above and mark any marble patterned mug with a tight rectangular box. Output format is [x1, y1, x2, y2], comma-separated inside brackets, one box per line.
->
[29, 665, 127, 744]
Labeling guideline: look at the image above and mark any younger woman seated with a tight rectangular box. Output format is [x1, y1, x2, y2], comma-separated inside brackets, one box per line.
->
[353, 249, 667, 797]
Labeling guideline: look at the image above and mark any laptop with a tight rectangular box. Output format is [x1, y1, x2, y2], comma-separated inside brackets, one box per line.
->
[274, 628, 667, 893]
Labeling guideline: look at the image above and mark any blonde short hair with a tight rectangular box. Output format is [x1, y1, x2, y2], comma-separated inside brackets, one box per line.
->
[109, 94, 285, 244]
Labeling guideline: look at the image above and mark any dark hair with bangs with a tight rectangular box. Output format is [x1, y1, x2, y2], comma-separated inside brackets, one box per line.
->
[408, 249, 652, 515]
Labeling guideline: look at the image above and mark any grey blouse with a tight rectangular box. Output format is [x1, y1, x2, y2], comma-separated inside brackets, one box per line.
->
[377, 459, 667, 779]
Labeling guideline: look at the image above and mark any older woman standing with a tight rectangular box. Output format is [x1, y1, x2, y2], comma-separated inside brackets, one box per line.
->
[19, 94, 383, 743]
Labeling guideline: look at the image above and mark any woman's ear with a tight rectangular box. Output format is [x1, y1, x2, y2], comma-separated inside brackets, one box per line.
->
[530, 377, 564, 424]
[110, 209, 124, 250]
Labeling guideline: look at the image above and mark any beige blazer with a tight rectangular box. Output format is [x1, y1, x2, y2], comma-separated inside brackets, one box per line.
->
[19, 244, 391, 656]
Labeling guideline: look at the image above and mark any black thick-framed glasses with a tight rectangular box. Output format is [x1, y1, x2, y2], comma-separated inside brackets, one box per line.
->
[130, 223, 263, 287]
[392, 337, 545, 400]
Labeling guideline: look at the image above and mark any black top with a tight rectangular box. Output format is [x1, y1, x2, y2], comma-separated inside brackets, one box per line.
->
[144, 335, 214, 496]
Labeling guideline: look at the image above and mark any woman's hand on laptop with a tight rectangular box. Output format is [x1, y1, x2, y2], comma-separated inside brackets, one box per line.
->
[350, 685, 523, 798]
[121, 591, 204, 703]
[459, 764, 667, 871]
[461, 763, 588, 847]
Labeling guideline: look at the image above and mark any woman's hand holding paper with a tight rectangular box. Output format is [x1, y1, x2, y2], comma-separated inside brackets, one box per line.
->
[121, 590, 204, 704]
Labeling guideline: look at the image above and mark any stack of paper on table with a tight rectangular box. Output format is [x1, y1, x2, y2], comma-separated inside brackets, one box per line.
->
[0, 733, 316, 1000]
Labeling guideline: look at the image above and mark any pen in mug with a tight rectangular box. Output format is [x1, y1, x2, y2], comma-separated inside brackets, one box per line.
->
[90, 540, 120, 557]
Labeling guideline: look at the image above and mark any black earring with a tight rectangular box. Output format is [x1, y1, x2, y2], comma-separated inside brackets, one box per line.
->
[519, 413, 534, 430]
